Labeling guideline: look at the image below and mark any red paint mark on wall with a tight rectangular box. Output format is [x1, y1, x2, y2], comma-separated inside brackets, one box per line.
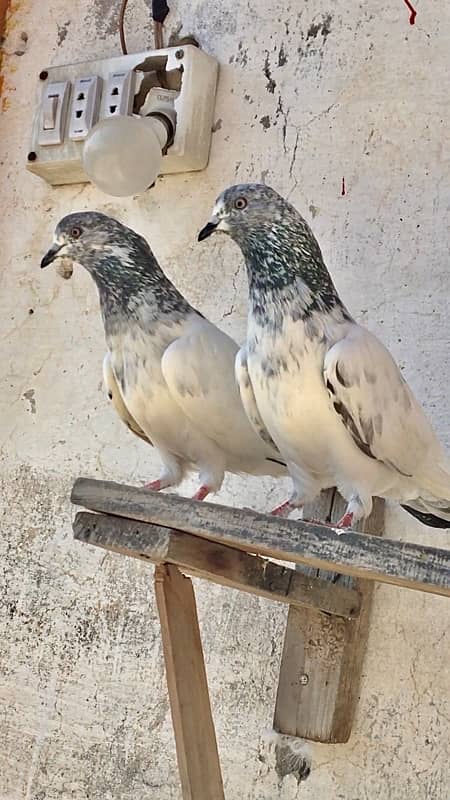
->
[403, 0, 417, 25]
[341, 177, 346, 196]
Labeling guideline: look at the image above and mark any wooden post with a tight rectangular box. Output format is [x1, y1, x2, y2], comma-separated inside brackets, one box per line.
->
[154, 564, 224, 800]
[273, 492, 385, 743]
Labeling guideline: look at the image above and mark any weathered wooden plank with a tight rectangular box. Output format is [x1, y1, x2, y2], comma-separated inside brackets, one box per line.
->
[73, 511, 360, 618]
[71, 479, 450, 597]
[274, 492, 384, 743]
[154, 564, 224, 800]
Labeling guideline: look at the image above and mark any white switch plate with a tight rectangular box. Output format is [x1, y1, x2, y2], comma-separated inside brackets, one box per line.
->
[26, 46, 219, 187]
[68, 75, 102, 141]
[37, 81, 70, 146]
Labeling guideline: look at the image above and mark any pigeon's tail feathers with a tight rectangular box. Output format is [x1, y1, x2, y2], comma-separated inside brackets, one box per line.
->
[232, 455, 287, 478]
[416, 460, 450, 506]
[266, 456, 287, 468]
[402, 459, 450, 528]
[401, 504, 450, 529]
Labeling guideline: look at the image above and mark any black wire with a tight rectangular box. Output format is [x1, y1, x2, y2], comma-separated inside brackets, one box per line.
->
[152, 0, 169, 24]
[118, 0, 170, 55]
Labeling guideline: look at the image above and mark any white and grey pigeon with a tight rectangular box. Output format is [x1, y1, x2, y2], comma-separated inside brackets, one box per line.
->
[198, 183, 450, 529]
[41, 211, 286, 501]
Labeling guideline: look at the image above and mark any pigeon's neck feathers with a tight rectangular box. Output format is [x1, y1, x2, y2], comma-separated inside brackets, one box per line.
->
[88, 240, 192, 328]
[238, 212, 345, 320]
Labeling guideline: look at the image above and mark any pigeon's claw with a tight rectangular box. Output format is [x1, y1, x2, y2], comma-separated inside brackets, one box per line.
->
[336, 511, 354, 529]
[143, 479, 164, 491]
[270, 499, 295, 517]
[192, 485, 211, 501]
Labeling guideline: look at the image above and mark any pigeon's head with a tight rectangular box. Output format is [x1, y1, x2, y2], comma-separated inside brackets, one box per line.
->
[198, 184, 292, 245]
[41, 211, 151, 279]
[198, 183, 339, 305]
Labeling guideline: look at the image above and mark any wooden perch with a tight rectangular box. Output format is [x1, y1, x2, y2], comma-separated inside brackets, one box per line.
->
[72, 478, 450, 597]
[74, 511, 360, 617]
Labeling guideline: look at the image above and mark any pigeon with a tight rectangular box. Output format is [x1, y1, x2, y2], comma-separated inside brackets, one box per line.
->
[198, 183, 450, 529]
[41, 211, 286, 501]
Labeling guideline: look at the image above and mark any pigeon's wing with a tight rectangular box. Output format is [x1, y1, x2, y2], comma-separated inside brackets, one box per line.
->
[323, 325, 442, 479]
[161, 320, 280, 460]
[103, 352, 152, 445]
[235, 346, 280, 451]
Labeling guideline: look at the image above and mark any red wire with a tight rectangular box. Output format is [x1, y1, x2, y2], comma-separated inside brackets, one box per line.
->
[403, 0, 417, 25]
[118, 0, 128, 54]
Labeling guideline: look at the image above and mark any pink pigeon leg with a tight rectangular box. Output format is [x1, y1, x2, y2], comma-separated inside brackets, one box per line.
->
[192, 485, 211, 502]
[336, 510, 354, 529]
[143, 477, 175, 491]
[143, 479, 163, 490]
[192, 485, 211, 501]
[270, 499, 296, 517]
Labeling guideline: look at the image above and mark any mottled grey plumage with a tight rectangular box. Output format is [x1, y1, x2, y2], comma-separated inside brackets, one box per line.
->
[199, 183, 450, 528]
[41, 211, 286, 500]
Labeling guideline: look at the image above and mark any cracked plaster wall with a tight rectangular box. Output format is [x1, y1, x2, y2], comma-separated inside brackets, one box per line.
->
[0, 1, 449, 799]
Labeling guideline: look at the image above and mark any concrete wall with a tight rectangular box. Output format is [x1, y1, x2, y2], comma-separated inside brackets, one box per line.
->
[1, 1, 449, 798]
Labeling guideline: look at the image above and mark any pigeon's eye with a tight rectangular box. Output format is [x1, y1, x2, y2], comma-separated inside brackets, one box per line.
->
[71, 226, 82, 239]
[234, 197, 247, 210]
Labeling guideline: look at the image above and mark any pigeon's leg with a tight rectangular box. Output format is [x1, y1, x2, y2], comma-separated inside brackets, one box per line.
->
[143, 452, 185, 492]
[191, 461, 225, 503]
[336, 494, 371, 529]
[144, 477, 174, 491]
[336, 511, 354, 529]
[271, 476, 316, 518]
[270, 500, 299, 517]
[192, 485, 211, 502]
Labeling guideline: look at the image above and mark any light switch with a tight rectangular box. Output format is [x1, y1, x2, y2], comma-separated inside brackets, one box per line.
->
[42, 95, 58, 130]
[38, 81, 70, 146]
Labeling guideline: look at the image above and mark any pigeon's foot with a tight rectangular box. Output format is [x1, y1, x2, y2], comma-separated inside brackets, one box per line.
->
[336, 511, 354, 529]
[270, 500, 295, 517]
[192, 485, 210, 502]
[143, 479, 163, 491]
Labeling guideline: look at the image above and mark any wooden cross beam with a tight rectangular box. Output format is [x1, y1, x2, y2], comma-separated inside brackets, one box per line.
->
[72, 478, 450, 597]
[73, 511, 360, 618]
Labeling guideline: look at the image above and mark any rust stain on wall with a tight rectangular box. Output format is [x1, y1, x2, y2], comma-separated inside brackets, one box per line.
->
[0, 0, 11, 38]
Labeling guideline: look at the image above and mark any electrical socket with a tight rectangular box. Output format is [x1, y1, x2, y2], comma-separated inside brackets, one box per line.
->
[68, 75, 102, 141]
[101, 70, 135, 118]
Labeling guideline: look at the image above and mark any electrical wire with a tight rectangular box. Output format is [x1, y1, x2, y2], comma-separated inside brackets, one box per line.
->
[118, 0, 169, 55]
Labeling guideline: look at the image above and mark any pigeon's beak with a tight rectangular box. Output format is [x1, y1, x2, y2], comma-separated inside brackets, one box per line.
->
[40, 243, 63, 268]
[198, 219, 219, 242]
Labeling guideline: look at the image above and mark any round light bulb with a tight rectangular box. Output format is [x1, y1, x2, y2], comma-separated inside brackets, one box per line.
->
[83, 115, 168, 197]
